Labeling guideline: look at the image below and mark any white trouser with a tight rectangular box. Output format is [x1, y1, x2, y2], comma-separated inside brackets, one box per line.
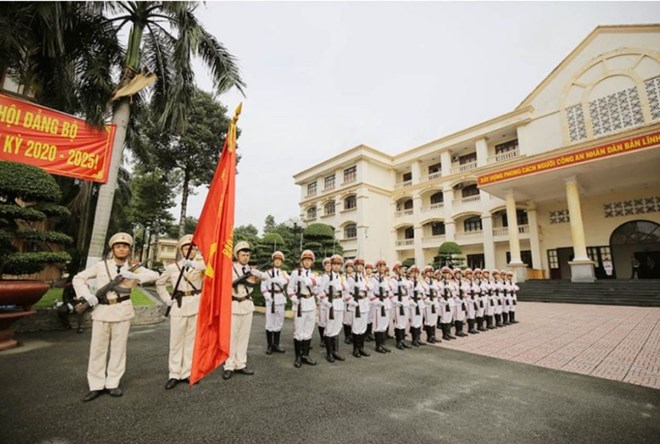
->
[394, 306, 409, 329]
[224, 312, 253, 371]
[373, 307, 391, 332]
[424, 306, 438, 327]
[294, 310, 315, 340]
[318, 304, 328, 328]
[88, 320, 131, 391]
[351, 308, 368, 334]
[342, 309, 353, 325]
[325, 309, 344, 337]
[409, 305, 423, 328]
[169, 314, 197, 380]
[265, 304, 285, 332]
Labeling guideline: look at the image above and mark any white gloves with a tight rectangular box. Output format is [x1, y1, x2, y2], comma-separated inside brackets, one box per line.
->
[120, 271, 140, 281]
[83, 294, 99, 307]
[183, 259, 206, 271]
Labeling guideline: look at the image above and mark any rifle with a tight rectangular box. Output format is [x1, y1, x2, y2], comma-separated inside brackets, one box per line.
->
[296, 268, 303, 318]
[442, 278, 451, 313]
[428, 279, 436, 314]
[378, 275, 386, 317]
[353, 278, 361, 318]
[74, 261, 144, 315]
[165, 245, 195, 317]
[412, 279, 420, 316]
[327, 272, 334, 320]
[397, 277, 405, 316]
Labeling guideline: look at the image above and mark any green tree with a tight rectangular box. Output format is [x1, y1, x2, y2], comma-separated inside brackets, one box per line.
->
[436, 241, 463, 268]
[87, 1, 245, 265]
[263, 215, 276, 234]
[302, 223, 343, 270]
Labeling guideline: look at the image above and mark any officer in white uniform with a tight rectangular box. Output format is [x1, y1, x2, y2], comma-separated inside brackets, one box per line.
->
[364, 262, 376, 342]
[506, 271, 520, 324]
[342, 260, 355, 344]
[222, 241, 269, 380]
[492, 270, 504, 327]
[287, 250, 319, 368]
[346, 261, 371, 358]
[370, 259, 392, 353]
[452, 269, 468, 337]
[422, 266, 440, 343]
[407, 265, 426, 347]
[482, 269, 496, 329]
[74, 232, 158, 402]
[261, 251, 289, 354]
[156, 234, 205, 390]
[389, 262, 412, 350]
[317, 257, 332, 348]
[464, 268, 479, 334]
[438, 267, 456, 340]
[320, 254, 347, 363]
[473, 268, 487, 331]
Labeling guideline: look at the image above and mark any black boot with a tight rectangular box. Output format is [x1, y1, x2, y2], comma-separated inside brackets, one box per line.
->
[432, 325, 441, 343]
[425, 326, 434, 343]
[319, 326, 326, 347]
[301, 340, 317, 365]
[395, 329, 405, 350]
[468, 319, 478, 334]
[417, 327, 426, 345]
[294, 340, 302, 368]
[496, 314, 503, 327]
[273, 331, 285, 353]
[487, 315, 494, 329]
[359, 334, 371, 356]
[478, 317, 486, 331]
[375, 332, 387, 353]
[503, 312, 510, 325]
[332, 336, 345, 361]
[344, 324, 352, 344]
[365, 323, 374, 342]
[380, 331, 392, 352]
[402, 329, 412, 348]
[510, 311, 518, 323]
[325, 336, 335, 363]
[441, 324, 450, 340]
[266, 331, 273, 354]
[447, 323, 457, 340]
[352, 333, 361, 357]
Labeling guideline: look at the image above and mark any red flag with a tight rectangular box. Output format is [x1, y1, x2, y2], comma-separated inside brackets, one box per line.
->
[189, 104, 241, 385]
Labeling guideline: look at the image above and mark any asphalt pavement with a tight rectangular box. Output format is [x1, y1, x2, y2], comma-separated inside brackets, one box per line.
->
[1, 314, 659, 444]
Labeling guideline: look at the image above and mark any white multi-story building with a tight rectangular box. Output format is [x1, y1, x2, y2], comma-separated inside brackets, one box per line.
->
[294, 24, 660, 282]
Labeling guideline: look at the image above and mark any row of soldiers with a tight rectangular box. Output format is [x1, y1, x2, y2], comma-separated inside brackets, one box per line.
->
[263, 251, 520, 367]
[71, 232, 519, 402]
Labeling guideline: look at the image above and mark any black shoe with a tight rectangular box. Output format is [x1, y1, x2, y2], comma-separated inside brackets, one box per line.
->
[83, 390, 103, 402]
[266, 331, 273, 354]
[235, 367, 254, 375]
[108, 387, 122, 397]
[272, 331, 285, 353]
[222, 370, 233, 379]
[301, 340, 316, 365]
[319, 326, 326, 348]
[325, 336, 335, 362]
[332, 337, 345, 361]
[358, 334, 370, 357]
[165, 378, 178, 390]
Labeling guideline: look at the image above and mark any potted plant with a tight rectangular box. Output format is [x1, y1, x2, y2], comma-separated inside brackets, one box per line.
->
[0, 161, 72, 350]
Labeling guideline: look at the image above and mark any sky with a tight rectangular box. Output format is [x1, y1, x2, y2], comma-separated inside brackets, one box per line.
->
[178, 1, 660, 234]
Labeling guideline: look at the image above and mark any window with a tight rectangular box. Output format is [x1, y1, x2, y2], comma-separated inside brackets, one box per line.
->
[307, 182, 317, 196]
[404, 227, 415, 239]
[461, 184, 479, 198]
[324, 175, 335, 190]
[459, 153, 477, 165]
[502, 210, 528, 227]
[403, 199, 413, 210]
[402, 172, 412, 182]
[324, 201, 335, 216]
[495, 139, 519, 154]
[506, 250, 533, 268]
[306, 207, 316, 220]
[431, 222, 445, 236]
[430, 192, 444, 204]
[344, 223, 357, 239]
[464, 216, 482, 232]
[428, 163, 442, 174]
[343, 166, 357, 183]
[589, 86, 644, 137]
[645, 76, 660, 121]
[344, 195, 356, 210]
[547, 249, 559, 269]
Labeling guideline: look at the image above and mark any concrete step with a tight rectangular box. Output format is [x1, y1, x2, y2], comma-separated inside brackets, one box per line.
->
[517, 280, 660, 307]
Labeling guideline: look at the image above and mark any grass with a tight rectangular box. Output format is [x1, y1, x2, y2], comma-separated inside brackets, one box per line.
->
[34, 286, 155, 309]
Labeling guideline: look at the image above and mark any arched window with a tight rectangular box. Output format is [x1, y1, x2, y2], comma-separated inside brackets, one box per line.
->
[403, 199, 413, 210]
[344, 195, 356, 210]
[464, 216, 482, 232]
[430, 192, 444, 204]
[502, 210, 528, 227]
[431, 222, 445, 236]
[404, 227, 414, 239]
[462, 184, 479, 198]
[306, 207, 316, 220]
[324, 201, 335, 216]
[344, 223, 357, 239]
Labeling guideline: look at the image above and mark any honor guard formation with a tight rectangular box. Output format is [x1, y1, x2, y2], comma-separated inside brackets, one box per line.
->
[72, 233, 519, 402]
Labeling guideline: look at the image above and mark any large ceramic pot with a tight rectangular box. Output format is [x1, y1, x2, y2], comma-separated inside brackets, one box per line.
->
[0, 280, 49, 351]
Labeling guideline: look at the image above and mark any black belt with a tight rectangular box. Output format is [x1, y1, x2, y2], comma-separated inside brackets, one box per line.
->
[99, 295, 131, 305]
[181, 290, 201, 297]
[232, 296, 252, 302]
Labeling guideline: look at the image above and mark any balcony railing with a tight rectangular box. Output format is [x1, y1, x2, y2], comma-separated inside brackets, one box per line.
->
[343, 172, 357, 184]
[396, 239, 415, 247]
[450, 161, 477, 174]
[321, 211, 335, 218]
[455, 230, 483, 241]
[421, 202, 444, 212]
[424, 171, 442, 182]
[488, 148, 520, 164]
[452, 195, 480, 208]
[493, 224, 529, 237]
[324, 183, 335, 191]
[422, 234, 446, 246]
[395, 209, 414, 217]
[394, 180, 412, 189]
[306, 190, 317, 198]
[341, 205, 357, 213]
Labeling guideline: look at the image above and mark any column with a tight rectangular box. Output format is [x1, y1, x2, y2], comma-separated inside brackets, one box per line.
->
[565, 177, 595, 282]
[356, 187, 367, 258]
[476, 138, 489, 167]
[445, 221, 456, 242]
[414, 225, 425, 266]
[411, 160, 421, 184]
[526, 203, 542, 273]
[481, 213, 496, 270]
[505, 189, 527, 282]
[441, 150, 451, 178]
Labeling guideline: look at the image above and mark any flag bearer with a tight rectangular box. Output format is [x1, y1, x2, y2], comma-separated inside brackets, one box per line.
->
[261, 251, 289, 355]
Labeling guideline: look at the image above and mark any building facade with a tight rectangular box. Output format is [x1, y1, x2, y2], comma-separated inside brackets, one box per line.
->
[294, 25, 660, 282]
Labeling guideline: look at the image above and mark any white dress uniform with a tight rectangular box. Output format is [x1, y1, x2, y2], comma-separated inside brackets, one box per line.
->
[408, 278, 425, 329]
[452, 279, 468, 337]
[483, 279, 496, 328]
[369, 273, 393, 353]
[74, 260, 158, 392]
[342, 273, 355, 341]
[474, 279, 486, 330]
[347, 274, 370, 335]
[423, 278, 439, 329]
[320, 271, 346, 338]
[262, 267, 289, 333]
[390, 275, 412, 349]
[437, 279, 455, 340]
[465, 279, 479, 334]
[508, 279, 519, 323]
[493, 279, 504, 326]
[288, 267, 318, 341]
[156, 258, 204, 381]
[502, 279, 511, 324]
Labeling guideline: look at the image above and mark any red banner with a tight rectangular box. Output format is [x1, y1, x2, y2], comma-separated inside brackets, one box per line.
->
[478, 130, 660, 186]
[0, 92, 116, 183]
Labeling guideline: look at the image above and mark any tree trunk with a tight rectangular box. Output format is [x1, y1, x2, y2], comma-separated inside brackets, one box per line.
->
[178, 168, 190, 238]
[85, 98, 131, 267]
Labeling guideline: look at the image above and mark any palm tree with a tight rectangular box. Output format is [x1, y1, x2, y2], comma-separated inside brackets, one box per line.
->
[86, 1, 245, 266]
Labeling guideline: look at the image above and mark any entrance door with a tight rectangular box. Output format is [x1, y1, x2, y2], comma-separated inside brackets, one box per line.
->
[587, 246, 616, 279]
[557, 247, 574, 280]
[467, 254, 485, 269]
[547, 249, 561, 279]
[610, 220, 660, 279]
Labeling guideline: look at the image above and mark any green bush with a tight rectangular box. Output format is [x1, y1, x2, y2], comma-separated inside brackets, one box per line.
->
[2, 252, 72, 275]
[0, 161, 61, 202]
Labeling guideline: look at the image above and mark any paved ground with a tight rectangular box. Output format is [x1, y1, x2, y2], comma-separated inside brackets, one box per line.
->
[1, 308, 659, 444]
[437, 302, 660, 389]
